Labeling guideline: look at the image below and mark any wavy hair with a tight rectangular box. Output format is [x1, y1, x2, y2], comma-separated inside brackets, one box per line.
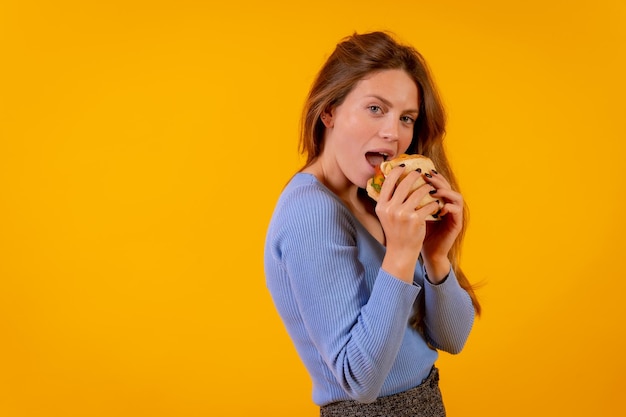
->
[299, 31, 481, 327]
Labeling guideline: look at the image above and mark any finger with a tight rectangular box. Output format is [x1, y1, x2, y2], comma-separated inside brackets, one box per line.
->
[429, 187, 463, 205]
[401, 179, 434, 205]
[393, 170, 428, 202]
[402, 183, 439, 217]
[378, 166, 405, 202]
[424, 169, 451, 190]
[438, 201, 463, 218]
[415, 199, 441, 219]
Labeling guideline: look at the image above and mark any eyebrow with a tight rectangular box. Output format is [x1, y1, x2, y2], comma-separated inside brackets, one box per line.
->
[367, 95, 419, 114]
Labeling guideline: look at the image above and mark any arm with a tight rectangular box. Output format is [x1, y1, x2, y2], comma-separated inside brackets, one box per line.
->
[417, 170, 475, 353]
[276, 186, 420, 403]
[422, 267, 475, 354]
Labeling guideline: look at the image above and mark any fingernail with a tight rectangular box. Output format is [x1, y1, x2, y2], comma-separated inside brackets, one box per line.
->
[431, 169, 438, 175]
[429, 189, 437, 195]
[425, 172, 432, 178]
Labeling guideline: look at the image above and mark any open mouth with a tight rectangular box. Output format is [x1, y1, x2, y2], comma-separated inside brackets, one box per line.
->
[365, 151, 390, 167]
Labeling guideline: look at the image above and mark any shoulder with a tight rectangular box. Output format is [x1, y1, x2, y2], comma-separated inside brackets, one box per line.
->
[267, 173, 357, 240]
[274, 173, 349, 219]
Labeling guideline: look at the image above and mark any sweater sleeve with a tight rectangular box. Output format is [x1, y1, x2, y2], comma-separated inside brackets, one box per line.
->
[270, 185, 420, 403]
[422, 267, 475, 354]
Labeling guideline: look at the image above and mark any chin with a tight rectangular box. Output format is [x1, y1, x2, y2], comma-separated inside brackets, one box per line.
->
[355, 175, 371, 190]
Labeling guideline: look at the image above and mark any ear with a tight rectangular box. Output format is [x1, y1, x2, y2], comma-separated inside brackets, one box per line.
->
[320, 109, 335, 128]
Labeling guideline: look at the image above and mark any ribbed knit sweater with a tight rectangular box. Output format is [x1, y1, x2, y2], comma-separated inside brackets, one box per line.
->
[264, 173, 475, 406]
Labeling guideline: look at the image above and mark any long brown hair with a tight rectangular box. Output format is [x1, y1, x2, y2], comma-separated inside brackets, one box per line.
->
[299, 31, 481, 325]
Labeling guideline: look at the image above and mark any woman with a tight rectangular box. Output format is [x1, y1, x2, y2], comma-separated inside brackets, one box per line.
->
[264, 31, 480, 416]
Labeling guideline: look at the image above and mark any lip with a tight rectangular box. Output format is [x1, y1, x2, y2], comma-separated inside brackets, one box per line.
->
[365, 148, 396, 164]
[364, 148, 396, 177]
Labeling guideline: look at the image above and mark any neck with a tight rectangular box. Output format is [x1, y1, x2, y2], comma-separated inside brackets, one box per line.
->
[302, 159, 360, 210]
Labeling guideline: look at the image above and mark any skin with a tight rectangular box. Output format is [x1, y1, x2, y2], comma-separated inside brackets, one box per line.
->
[303, 69, 464, 284]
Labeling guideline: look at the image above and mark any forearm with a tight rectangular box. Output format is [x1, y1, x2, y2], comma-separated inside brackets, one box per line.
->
[422, 254, 451, 284]
[422, 269, 475, 354]
[323, 271, 419, 402]
[381, 247, 420, 284]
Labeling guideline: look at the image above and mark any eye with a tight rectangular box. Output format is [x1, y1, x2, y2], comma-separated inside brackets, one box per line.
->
[400, 115, 416, 124]
[368, 105, 383, 114]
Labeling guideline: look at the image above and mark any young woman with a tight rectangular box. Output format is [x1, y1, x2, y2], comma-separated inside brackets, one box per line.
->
[264, 31, 480, 417]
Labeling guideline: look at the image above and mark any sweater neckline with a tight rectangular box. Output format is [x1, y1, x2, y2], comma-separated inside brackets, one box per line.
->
[293, 172, 386, 249]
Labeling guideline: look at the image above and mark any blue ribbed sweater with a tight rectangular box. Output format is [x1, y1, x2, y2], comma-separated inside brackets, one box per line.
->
[264, 173, 475, 406]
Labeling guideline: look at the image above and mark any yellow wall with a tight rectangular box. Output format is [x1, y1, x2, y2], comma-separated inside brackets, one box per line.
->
[1, 1, 624, 416]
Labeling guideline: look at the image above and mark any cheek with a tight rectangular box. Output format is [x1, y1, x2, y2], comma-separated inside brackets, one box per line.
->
[339, 112, 368, 133]
[336, 117, 371, 147]
[399, 129, 415, 153]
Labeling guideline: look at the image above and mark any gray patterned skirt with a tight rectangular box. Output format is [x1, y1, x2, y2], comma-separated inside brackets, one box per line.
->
[319, 367, 445, 417]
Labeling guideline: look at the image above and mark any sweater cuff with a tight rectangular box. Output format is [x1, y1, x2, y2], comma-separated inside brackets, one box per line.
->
[423, 266, 463, 294]
[377, 268, 422, 300]
[423, 265, 450, 286]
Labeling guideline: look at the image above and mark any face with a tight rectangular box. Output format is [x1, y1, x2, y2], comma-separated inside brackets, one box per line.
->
[321, 69, 419, 190]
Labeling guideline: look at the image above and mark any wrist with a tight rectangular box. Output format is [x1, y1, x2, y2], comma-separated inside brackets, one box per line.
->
[422, 255, 451, 284]
[382, 249, 420, 284]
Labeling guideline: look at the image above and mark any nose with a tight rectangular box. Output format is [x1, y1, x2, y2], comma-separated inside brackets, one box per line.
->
[379, 117, 399, 141]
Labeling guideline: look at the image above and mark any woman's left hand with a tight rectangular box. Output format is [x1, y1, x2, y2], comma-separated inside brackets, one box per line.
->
[421, 170, 464, 282]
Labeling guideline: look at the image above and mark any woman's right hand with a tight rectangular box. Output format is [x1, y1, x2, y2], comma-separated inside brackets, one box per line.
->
[375, 166, 440, 283]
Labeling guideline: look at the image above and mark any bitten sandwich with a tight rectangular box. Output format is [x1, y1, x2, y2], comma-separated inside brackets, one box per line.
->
[366, 153, 443, 220]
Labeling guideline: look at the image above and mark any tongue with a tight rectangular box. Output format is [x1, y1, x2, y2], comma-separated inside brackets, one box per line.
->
[365, 152, 385, 167]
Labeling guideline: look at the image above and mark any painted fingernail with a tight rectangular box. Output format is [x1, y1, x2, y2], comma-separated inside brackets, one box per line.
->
[425, 172, 432, 178]
[429, 189, 437, 195]
[431, 169, 438, 174]
[415, 168, 422, 173]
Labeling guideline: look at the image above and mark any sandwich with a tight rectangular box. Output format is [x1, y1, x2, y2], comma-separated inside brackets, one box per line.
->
[366, 153, 443, 220]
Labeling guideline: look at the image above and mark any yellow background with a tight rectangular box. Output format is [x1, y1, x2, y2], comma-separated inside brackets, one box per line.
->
[1, 1, 625, 416]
